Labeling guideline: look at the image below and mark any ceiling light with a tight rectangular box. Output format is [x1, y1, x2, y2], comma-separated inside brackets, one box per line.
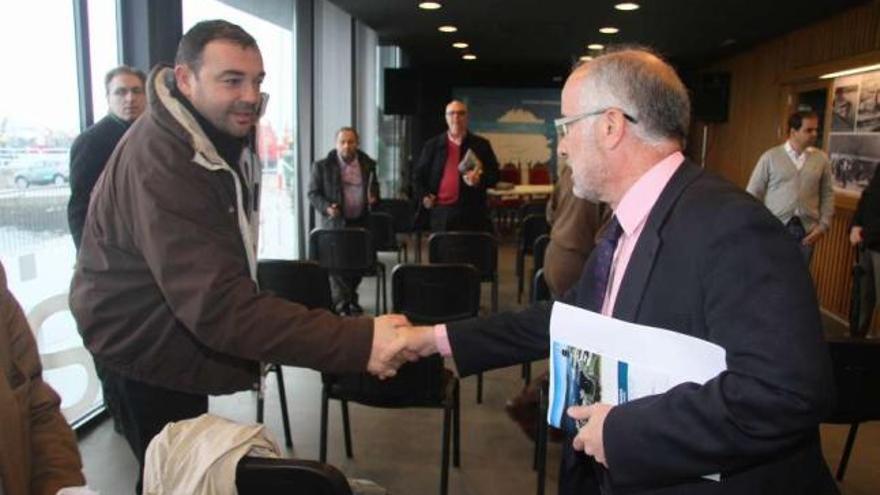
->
[579, 55, 593, 61]
[463, 54, 477, 61]
[599, 27, 619, 34]
[615, 2, 640, 10]
[418, 1, 442, 10]
[438, 25, 457, 33]
[452, 42, 469, 49]
[820, 63, 880, 79]
[588, 44, 605, 50]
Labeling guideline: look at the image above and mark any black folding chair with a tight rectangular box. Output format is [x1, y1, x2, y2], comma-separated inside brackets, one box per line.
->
[374, 198, 416, 262]
[236, 456, 353, 495]
[522, 267, 552, 384]
[428, 231, 499, 403]
[824, 336, 880, 480]
[517, 214, 550, 303]
[368, 211, 406, 263]
[309, 228, 387, 314]
[255, 260, 334, 448]
[320, 263, 479, 495]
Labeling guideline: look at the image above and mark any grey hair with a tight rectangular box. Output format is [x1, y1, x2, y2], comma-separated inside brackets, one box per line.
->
[579, 46, 690, 146]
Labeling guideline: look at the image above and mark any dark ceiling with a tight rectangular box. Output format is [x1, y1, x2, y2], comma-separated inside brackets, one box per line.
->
[329, 0, 868, 73]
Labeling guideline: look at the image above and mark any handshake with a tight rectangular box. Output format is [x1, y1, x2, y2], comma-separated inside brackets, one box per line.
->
[367, 314, 441, 379]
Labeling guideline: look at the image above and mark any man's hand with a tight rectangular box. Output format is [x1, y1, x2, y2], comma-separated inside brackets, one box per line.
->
[402, 325, 439, 357]
[367, 314, 412, 379]
[463, 169, 482, 187]
[368, 194, 378, 205]
[326, 203, 340, 218]
[802, 226, 824, 246]
[422, 194, 437, 209]
[568, 404, 613, 467]
[850, 226, 864, 246]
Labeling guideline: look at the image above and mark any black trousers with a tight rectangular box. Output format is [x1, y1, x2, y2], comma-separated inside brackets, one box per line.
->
[101, 367, 208, 494]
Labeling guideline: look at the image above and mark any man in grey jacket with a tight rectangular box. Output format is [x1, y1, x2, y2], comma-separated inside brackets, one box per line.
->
[308, 127, 379, 315]
[746, 110, 834, 263]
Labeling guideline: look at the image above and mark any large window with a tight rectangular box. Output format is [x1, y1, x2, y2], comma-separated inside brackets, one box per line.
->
[0, 1, 118, 426]
[183, 0, 298, 259]
[88, 0, 120, 119]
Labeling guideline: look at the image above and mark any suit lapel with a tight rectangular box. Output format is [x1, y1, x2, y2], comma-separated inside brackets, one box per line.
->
[612, 160, 703, 322]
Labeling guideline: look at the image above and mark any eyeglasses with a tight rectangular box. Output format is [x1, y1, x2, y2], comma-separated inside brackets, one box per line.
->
[446, 110, 467, 116]
[554, 107, 638, 138]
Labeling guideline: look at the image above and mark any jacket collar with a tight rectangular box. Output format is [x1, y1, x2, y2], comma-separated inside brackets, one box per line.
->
[612, 160, 704, 321]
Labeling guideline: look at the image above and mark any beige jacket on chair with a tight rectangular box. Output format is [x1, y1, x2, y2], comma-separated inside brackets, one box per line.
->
[143, 414, 281, 495]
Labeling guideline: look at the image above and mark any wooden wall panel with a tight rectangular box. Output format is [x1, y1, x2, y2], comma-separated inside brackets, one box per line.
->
[689, 0, 880, 326]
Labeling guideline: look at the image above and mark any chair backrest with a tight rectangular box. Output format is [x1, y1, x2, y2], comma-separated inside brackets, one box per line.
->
[528, 164, 551, 185]
[257, 260, 332, 310]
[324, 264, 479, 407]
[825, 337, 880, 424]
[531, 268, 552, 304]
[517, 201, 547, 223]
[373, 198, 416, 234]
[520, 214, 550, 254]
[236, 456, 353, 495]
[309, 228, 376, 273]
[533, 234, 550, 272]
[427, 231, 498, 281]
[392, 263, 481, 324]
[500, 163, 521, 184]
[367, 212, 397, 251]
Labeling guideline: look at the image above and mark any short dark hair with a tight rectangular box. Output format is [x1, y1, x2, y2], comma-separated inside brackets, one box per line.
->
[104, 66, 146, 94]
[336, 127, 359, 142]
[175, 20, 258, 73]
[788, 110, 819, 132]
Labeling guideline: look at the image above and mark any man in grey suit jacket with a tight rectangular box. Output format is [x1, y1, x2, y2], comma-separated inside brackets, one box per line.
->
[308, 127, 379, 314]
[400, 48, 836, 495]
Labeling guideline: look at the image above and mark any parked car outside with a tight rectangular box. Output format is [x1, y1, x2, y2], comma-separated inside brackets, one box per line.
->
[8, 154, 68, 189]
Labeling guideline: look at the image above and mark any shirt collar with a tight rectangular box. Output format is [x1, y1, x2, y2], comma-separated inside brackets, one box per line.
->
[785, 140, 805, 159]
[614, 151, 685, 236]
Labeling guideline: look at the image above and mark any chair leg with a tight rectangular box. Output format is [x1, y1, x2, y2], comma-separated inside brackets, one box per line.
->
[341, 400, 353, 459]
[836, 422, 860, 481]
[319, 388, 329, 463]
[476, 373, 483, 404]
[536, 385, 548, 495]
[492, 279, 498, 314]
[453, 381, 461, 468]
[522, 362, 531, 384]
[441, 401, 451, 495]
[402, 242, 408, 263]
[274, 365, 293, 448]
[516, 250, 524, 303]
[255, 371, 265, 423]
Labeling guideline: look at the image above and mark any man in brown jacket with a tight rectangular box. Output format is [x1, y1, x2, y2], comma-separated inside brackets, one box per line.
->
[1, 261, 87, 495]
[69, 20, 408, 492]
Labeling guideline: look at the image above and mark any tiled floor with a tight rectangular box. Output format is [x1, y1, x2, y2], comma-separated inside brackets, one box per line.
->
[77, 237, 879, 494]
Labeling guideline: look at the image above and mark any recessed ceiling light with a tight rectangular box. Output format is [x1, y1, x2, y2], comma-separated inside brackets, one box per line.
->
[418, 1, 442, 10]
[588, 43, 605, 50]
[599, 27, 619, 34]
[579, 55, 594, 61]
[452, 42, 469, 49]
[438, 25, 458, 33]
[615, 2, 640, 10]
[463, 54, 477, 60]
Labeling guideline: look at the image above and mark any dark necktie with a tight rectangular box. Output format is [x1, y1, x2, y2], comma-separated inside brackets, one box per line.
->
[584, 215, 623, 312]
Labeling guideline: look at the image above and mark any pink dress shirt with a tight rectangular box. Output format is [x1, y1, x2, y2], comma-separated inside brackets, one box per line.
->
[433, 152, 685, 356]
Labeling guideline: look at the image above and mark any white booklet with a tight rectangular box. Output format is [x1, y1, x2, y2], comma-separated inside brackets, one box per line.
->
[547, 302, 726, 480]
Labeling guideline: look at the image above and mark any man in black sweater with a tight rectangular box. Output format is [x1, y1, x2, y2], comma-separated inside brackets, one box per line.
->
[67, 66, 146, 249]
